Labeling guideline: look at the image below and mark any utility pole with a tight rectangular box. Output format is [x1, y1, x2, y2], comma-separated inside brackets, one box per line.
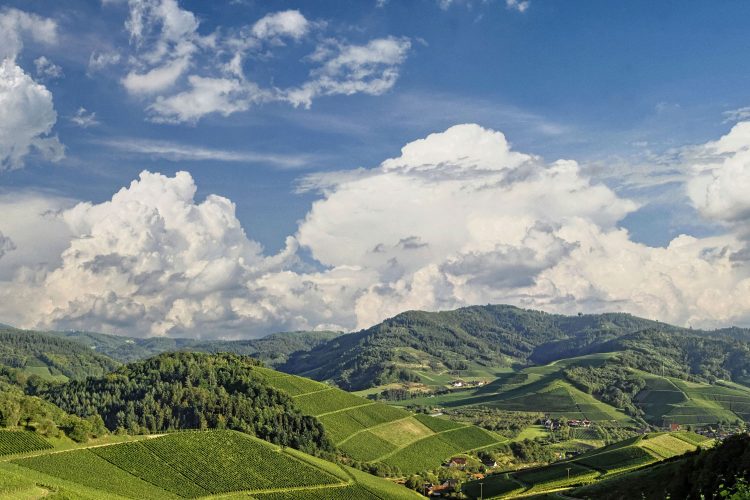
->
[479, 482, 484, 500]
[566, 467, 572, 481]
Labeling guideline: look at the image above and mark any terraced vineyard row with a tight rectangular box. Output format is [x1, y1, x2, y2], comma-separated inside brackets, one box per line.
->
[0, 430, 52, 456]
[261, 368, 506, 474]
[462, 431, 712, 498]
[9, 430, 423, 499]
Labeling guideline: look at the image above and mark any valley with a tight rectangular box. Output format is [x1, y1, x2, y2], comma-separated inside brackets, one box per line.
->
[1, 305, 749, 499]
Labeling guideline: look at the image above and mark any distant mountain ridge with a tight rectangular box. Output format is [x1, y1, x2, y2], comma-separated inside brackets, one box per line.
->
[35, 329, 344, 365]
[280, 305, 750, 390]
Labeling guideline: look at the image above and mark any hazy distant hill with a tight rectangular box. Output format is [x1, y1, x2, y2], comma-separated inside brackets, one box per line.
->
[0, 327, 120, 381]
[43, 329, 344, 365]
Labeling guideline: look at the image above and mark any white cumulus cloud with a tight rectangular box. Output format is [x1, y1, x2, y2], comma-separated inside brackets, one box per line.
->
[3, 124, 750, 337]
[0, 9, 63, 170]
[0, 60, 64, 170]
[109, 1, 411, 123]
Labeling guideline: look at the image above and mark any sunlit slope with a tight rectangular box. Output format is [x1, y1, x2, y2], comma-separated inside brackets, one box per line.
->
[256, 367, 506, 473]
[462, 431, 711, 499]
[4, 430, 421, 499]
[634, 371, 750, 425]
[391, 353, 634, 423]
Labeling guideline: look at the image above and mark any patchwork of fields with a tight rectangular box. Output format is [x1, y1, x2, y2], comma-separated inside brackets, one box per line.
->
[391, 353, 634, 424]
[258, 368, 506, 473]
[462, 431, 712, 498]
[634, 372, 750, 426]
[3, 430, 421, 499]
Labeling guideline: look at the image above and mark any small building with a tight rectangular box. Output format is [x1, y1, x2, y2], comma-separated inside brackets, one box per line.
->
[669, 423, 681, 432]
[447, 457, 467, 468]
[482, 458, 497, 468]
[451, 380, 464, 388]
[582, 419, 592, 428]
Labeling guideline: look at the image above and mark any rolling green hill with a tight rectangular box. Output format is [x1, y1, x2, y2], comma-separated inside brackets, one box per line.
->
[570, 433, 749, 500]
[1, 430, 421, 499]
[39, 352, 331, 454]
[255, 366, 507, 474]
[279, 305, 750, 392]
[462, 431, 712, 498]
[281, 305, 668, 390]
[0, 327, 120, 381]
[391, 354, 635, 422]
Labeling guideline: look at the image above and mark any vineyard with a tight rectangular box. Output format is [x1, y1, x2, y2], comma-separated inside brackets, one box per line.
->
[461, 431, 710, 498]
[9, 430, 421, 499]
[261, 368, 506, 472]
[0, 430, 52, 456]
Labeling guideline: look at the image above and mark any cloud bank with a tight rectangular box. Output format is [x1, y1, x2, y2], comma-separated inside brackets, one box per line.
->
[1, 124, 748, 338]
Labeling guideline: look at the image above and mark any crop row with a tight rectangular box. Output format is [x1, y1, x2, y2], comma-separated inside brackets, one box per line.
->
[319, 403, 408, 443]
[413, 413, 464, 433]
[340, 431, 397, 461]
[267, 375, 328, 397]
[515, 462, 599, 491]
[0, 430, 52, 456]
[92, 441, 209, 498]
[575, 445, 654, 472]
[142, 431, 340, 493]
[637, 435, 695, 459]
[13, 449, 172, 499]
[383, 427, 500, 473]
[293, 390, 368, 416]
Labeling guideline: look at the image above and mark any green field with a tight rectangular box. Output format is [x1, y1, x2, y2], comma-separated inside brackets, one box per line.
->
[262, 370, 506, 472]
[634, 372, 750, 425]
[0, 430, 52, 457]
[391, 354, 634, 425]
[6, 430, 421, 499]
[462, 431, 711, 498]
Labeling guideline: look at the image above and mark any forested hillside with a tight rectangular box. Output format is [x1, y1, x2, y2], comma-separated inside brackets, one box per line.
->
[39, 352, 330, 454]
[572, 434, 750, 499]
[0, 327, 119, 381]
[281, 305, 750, 390]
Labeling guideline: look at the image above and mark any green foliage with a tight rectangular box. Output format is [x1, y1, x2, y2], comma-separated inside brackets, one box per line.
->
[40, 352, 331, 454]
[462, 473, 524, 499]
[564, 362, 646, 416]
[0, 430, 52, 456]
[282, 305, 668, 390]
[435, 407, 541, 437]
[0, 375, 103, 443]
[572, 434, 750, 500]
[0, 327, 119, 380]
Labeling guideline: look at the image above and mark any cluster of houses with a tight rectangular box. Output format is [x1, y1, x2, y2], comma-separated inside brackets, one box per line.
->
[450, 379, 486, 388]
[423, 457, 497, 497]
[541, 416, 592, 431]
[694, 426, 747, 440]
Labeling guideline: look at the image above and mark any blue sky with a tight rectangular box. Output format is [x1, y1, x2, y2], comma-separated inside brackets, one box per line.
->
[1, 0, 750, 337]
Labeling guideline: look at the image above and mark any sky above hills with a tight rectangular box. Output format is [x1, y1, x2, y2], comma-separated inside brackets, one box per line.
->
[1, 0, 750, 338]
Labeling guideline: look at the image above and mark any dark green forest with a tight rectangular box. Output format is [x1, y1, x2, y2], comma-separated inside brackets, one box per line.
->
[38, 352, 331, 454]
